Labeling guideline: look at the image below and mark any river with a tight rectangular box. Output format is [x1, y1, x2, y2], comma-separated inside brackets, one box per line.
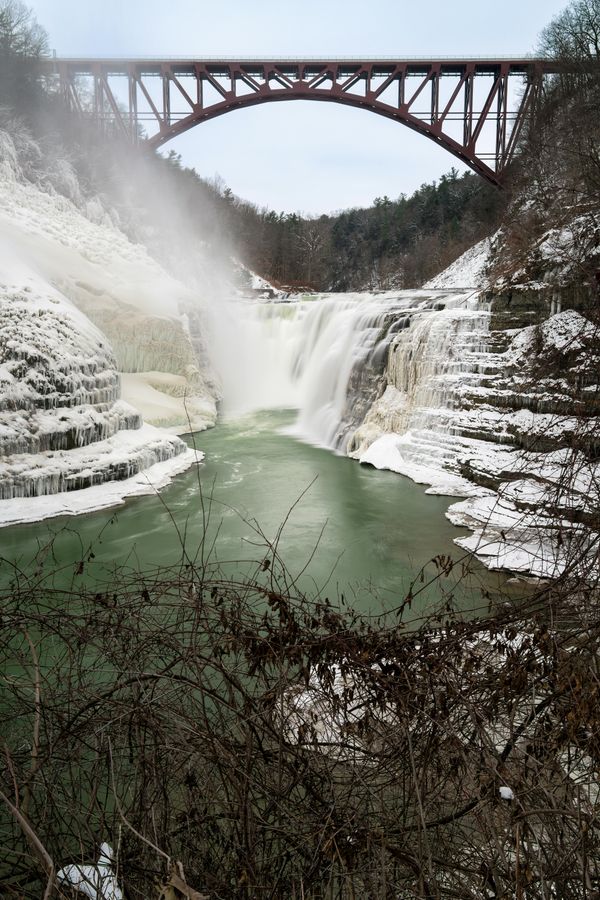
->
[0, 407, 515, 619]
[0, 290, 526, 618]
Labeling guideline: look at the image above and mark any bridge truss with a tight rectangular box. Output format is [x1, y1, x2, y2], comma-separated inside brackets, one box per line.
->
[48, 57, 552, 185]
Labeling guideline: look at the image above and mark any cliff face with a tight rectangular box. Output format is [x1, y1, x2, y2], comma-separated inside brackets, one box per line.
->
[447, 309, 599, 578]
[345, 238, 600, 579]
[0, 246, 200, 509]
[0, 125, 218, 521]
[0, 126, 219, 435]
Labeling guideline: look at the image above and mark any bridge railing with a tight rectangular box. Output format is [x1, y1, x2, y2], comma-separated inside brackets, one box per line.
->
[45, 53, 548, 63]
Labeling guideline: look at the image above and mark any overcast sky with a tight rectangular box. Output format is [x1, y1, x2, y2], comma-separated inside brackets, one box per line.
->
[29, 0, 569, 214]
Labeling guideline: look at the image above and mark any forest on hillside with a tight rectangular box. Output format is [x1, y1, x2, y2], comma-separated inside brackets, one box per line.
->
[225, 168, 504, 290]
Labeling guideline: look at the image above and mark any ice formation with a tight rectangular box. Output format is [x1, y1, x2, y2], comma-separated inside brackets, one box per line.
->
[0, 248, 201, 517]
[0, 125, 217, 524]
[0, 127, 217, 435]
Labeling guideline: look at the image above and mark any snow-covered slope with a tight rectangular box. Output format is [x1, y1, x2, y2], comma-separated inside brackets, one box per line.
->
[0, 126, 216, 524]
[423, 236, 493, 290]
[0, 246, 202, 523]
[0, 128, 218, 434]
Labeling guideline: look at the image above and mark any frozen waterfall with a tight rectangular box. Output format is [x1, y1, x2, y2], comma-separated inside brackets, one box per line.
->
[215, 290, 488, 464]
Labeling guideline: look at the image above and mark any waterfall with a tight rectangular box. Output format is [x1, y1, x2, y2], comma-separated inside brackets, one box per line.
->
[207, 292, 399, 430]
[0, 272, 487, 506]
[205, 300, 304, 418]
[286, 294, 405, 449]
[212, 290, 488, 470]
[291, 292, 488, 455]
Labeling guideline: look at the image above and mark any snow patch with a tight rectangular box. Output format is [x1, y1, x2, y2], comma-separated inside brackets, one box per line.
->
[423, 236, 493, 290]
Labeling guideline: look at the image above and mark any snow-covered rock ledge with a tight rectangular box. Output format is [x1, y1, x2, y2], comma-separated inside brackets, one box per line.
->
[0, 245, 205, 527]
[350, 243, 600, 581]
[0, 445, 203, 528]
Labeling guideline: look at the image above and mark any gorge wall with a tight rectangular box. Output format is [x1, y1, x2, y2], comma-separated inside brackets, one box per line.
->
[0, 125, 218, 522]
[254, 237, 599, 580]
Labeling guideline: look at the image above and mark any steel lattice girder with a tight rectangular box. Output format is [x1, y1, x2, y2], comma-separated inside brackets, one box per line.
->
[45, 57, 557, 185]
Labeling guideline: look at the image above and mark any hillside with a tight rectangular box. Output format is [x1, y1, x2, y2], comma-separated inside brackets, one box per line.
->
[0, 113, 220, 517]
[225, 167, 505, 292]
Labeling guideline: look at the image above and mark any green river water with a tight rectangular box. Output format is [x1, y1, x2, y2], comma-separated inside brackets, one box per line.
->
[0, 410, 514, 619]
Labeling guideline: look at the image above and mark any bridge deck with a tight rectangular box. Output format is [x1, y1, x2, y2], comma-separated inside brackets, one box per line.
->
[44, 56, 555, 76]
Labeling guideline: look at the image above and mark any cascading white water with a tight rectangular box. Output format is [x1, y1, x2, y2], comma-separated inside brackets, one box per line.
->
[209, 289, 487, 460]
[206, 292, 399, 429]
[205, 300, 304, 418]
[286, 294, 403, 449]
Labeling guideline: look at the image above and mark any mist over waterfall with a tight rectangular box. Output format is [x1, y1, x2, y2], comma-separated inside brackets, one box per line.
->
[0, 124, 219, 519]
[206, 301, 303, 418]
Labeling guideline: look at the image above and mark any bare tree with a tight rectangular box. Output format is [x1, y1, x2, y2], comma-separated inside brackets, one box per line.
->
[0, 0, 48, 112]
[540, 0, 600, 63]
[0, 1, 47, 58]
[0, 526, 599, 899]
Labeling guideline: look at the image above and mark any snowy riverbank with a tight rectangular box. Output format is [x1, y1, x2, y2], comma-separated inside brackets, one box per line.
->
[348, 242, 600, 579]
[0, 443, 204, 528]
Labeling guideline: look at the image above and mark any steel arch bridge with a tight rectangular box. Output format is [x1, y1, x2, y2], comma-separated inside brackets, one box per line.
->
[45, 57, 555, 185]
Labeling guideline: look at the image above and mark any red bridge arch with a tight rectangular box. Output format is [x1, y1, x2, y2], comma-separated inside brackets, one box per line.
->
[49, 57, 554, 185]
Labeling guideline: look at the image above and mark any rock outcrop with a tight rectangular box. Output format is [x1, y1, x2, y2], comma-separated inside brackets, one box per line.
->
[0, 250, 200, 517]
